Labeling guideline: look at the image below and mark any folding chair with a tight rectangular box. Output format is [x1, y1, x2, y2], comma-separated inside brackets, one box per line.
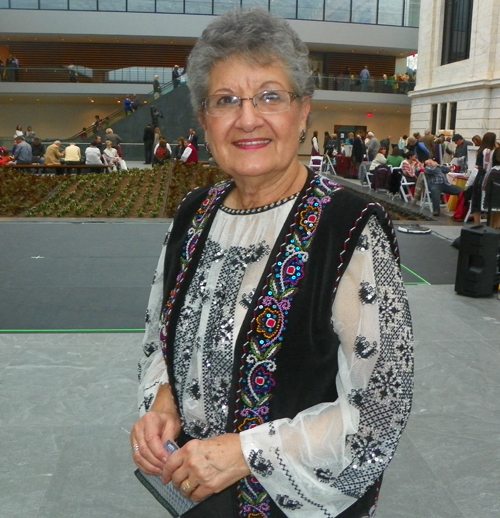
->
[321, 154, 337, 175]
[308, 156, 323, 172]
[420, 174, 447, 213]
[399, 173, 415, 202]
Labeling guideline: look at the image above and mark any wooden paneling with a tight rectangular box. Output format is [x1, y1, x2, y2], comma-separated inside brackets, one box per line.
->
[325, 53, 395, 78]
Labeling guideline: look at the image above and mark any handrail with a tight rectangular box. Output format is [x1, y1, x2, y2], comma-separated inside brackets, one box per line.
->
[65, 79, 177, 141]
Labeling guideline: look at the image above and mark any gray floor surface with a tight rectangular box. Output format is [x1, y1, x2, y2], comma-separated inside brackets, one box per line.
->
[1, 217, 499, 517]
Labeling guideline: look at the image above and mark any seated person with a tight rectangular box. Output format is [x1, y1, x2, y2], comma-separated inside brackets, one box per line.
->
[401, 152, 423, 179]
[173, 137, 186, 160]
[102, 139, 122, 171]
[179, 137, 198, 163]
[31, 138, 46, 164]
[8, 135, 32, 165]
[386, 145, 404, 167]
[64, 143, 82, 166]
[152, 137, 172, 165]
[85, 140, 104, 172]
[369, 146, 387, 171]
[44, 140, 65, 167]
[423, 158, 463, 216]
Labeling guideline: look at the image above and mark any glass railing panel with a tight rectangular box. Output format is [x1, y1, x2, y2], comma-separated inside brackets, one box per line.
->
[241, 0, 268, 10]
[128, 0, 155, 11]
[213, 0, 238, 15]
[270, 0, 297, 19]
[39, 0, 67, 8]
[324, 0, 350, 22]
[351, 0, 376, 24]
[98, 0, 126, 10]
[297, 0, 324, 21]
[185, 0, 212, 14]
[0, 0, 8, 7]
[69, 0, 97, 9]
[156, 0, 182, 13]
[379, 0, 404, 26]
[10, 0, 39, 8]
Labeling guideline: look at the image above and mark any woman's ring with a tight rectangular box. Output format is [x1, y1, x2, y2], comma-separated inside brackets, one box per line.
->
[132, 444, 140, 452]
[181, 479, 192, 493]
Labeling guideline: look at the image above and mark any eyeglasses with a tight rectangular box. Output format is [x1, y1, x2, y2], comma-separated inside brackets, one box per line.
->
[202, 90, 299, 118]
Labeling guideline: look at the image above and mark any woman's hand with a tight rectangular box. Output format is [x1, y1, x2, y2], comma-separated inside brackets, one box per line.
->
[163, 434, 251, 502]
[130, 384, 182, 475]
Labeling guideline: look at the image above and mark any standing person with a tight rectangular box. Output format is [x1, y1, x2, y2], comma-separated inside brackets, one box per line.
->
[469, 132, 496, 225]
[452, 134, 473, 169]
[124, 96, 133, 115]
[131, 94, 140, 112]
[143, 124, 154, 164]
[380, 135, 391, 152]
[93, 115, 103, 133]
[14, 125, 23, 138]
[131, 9, 413, 518]
[152, 127, 162, 156]
[104, 128, 122, 148]
[0, 58, 4, 81]
[172, 65, 182, 88]
[12, 55, 20, 81]
[365, 131, 380, 161]
[25, 126, 36, 145]
[359, 65, 370, 92]
[150, 105, 163, 128]
[153, 75, 161, 98]
[68, 61, 78, 82]
[310, 130, 320, 157]
[187, 128, 198, 148]
[323, 131, 331, 154]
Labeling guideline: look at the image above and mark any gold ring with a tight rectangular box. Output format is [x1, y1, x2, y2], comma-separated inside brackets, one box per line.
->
[132, 444, 139, 452]
[181, 479, 192, 493]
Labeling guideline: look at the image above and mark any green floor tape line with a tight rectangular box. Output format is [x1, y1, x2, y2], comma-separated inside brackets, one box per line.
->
[401, 264, 431, 285]
[0, 329, 145, 334]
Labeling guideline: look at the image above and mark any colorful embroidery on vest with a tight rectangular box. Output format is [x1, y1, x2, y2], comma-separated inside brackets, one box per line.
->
[159, 181, 230, 358]
[235, 175, 342, 518]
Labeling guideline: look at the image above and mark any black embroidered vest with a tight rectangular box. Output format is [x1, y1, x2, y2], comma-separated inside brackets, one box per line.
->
[160, 172, 398, 518]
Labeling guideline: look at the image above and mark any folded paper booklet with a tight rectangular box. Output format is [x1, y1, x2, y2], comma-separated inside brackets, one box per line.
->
[134, 440, 197, 518]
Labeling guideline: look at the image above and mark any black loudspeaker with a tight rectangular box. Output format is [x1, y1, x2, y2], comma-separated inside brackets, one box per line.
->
[455, 226, 500, 297]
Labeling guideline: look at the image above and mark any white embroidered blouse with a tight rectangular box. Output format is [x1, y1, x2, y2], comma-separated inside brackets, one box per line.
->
[138, 196, 413, 517]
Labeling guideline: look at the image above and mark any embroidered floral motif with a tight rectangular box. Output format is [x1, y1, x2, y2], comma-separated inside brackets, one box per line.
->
[276, 495, 303, 510]
[356, 233, 370, 251]
[359, 281, 377, 304]
[314, 468, 336, 484]
[347, 388, 366, 409]
[248, 449, 274, 477]
[354, 336, 378, 359]
[235, 175, 342, 518]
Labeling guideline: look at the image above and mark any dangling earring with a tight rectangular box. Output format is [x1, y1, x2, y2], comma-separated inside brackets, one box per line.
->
[299, 130, 306, 143]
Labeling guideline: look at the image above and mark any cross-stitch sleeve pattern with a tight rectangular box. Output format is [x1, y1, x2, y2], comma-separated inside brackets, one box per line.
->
[137, 225, 172, 416]
[239, 216, 414, 517]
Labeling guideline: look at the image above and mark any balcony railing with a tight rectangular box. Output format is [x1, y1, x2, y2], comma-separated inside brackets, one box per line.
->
[0, 67, 416, 94]
[0, 0, 420, 28]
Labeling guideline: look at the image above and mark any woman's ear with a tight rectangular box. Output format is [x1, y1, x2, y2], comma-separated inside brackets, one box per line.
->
[198, 112, 207, 133]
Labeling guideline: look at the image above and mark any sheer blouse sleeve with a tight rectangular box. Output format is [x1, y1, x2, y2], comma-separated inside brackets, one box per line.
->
[240, 216, 414, 517]
[137, 224, 173, 416]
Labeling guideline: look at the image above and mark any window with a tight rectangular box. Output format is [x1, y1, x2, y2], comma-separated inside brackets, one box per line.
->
[449, 102, 457, 130]
[431, 104, 438, 135]
[441, 0, 473, 65]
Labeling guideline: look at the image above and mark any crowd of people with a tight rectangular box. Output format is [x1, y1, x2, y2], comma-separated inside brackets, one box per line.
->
[0, 54, 20, 81]
[142, 124, 198, 165]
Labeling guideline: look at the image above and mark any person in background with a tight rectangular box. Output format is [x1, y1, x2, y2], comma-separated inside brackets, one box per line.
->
[369, 145, 388, 171]
[351, 130, 365, 168]
[152, 126, 162, 156]
[187, 128, 198, 148]
[153, 75, 161, 97]
[31, 138, 46, 164]
[442, 137, 455, 164]
[0, 58, 4, 81]
[433, 135, 445, 164]
[172, 65, 182, 88]
[421, 129, 435, 158]
[130, 10, 413, 518]
[344, 131, 354, 145]
[14, 125, 23, 138]
[44, 140, 65, 165]
[452, 134, 473, 169]
[468, 132, 496, 226]
[423, 158, 463, 216]
[179, 136, 198, 163]
[124, 96, 133, 116]
[84, 139, 103, 172]
[25, 126, 36, 145]
[365, 131, 380, 161]
[173, 136, 186, 160]
[359, 65, 370, 92]
[386, 145, 404, 167]
[8, 135, 32, 165]
[310, 129, 320, 156]
[151, 105, 163, 128]
[152, 137, 172, 166]
[398, 135, 407, 151]
[104, 127, 123, 157]
[93, 115, 103, 133]
[484, 146, 500, 228]
[64, 142, 82, 166]
[143, 124, 154, 164]
[471, 135, 482, 147]
[68, 61, 77, 82]
[401, 152, 423, 180]
[131, 94, 140, 112]
[102, 139, 122, 171]
[380, 135, 391, 151]
[323, 131, 331, 154]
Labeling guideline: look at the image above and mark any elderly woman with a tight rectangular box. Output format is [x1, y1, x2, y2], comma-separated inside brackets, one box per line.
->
[131, 9, 413, 518]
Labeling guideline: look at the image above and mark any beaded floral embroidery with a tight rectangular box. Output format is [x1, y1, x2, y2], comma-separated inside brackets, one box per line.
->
[235, 175, 342, 518]
[159, 181, 231, 359]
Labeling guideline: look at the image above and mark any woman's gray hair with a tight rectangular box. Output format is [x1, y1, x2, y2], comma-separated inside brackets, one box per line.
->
[187, 8, 315, 114]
